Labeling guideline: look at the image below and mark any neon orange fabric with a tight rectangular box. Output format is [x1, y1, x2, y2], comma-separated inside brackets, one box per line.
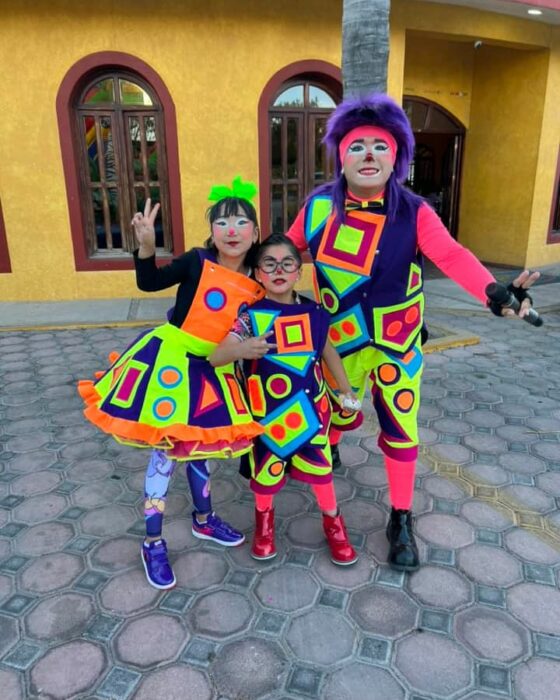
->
[180, 259, 264, 342]
[78, 380, 264, 447]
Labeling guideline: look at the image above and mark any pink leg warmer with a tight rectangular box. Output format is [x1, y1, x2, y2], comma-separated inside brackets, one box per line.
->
[384, 456, 416, 510]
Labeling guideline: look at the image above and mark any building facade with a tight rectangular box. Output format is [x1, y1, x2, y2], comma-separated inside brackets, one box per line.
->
[0, 0, 559, 301]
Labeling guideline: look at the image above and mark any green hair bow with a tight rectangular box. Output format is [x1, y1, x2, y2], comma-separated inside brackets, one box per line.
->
[208, 176, 258, 203]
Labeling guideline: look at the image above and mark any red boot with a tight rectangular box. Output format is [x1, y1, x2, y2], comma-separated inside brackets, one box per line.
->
[251, 508, 277, 560]
[322, 511, 357, 566]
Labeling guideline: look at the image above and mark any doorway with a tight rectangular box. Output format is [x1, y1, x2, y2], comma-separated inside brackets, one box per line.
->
[403, 97, 465, 238]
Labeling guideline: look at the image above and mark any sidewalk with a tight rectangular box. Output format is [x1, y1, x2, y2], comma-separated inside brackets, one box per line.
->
[0, 263, 559, 699]
[1, 263, 559, 332]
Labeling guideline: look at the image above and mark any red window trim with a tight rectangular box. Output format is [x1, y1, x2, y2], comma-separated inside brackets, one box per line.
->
[547, 146, 560, 244]
[257, 60, 342, 238]
[56, 51, 184, 271]
[0, 201, 11, 273]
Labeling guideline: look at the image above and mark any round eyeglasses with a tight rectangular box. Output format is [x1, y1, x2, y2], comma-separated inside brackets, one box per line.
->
[258, 257, 300, 274]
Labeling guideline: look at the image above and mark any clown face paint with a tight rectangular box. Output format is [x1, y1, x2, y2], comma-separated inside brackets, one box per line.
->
[211, 209, 258, 267]
[256, 244, 301, 304]
[343, 136, 395, 198]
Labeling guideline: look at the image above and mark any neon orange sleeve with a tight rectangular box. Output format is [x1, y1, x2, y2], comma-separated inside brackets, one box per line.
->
[417, 203, 495, 305]
[286, 207, 308, 251]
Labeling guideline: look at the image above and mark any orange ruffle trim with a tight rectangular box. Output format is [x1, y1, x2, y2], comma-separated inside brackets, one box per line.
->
[78, 379, 264, 448]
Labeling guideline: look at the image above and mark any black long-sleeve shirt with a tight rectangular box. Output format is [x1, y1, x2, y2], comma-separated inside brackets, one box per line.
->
[133, 248, 204, 328]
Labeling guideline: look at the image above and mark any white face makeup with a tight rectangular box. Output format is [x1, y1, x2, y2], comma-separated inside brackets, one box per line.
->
[211, 212, 258, 263]
[256, 244, 301, 301]
[343, 137, 394, 197]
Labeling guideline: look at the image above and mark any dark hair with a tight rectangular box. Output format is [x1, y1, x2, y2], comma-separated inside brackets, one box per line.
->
[204, 197, 260, 267]
[311, 92, 423, 223]
[256, 233, 302, 267]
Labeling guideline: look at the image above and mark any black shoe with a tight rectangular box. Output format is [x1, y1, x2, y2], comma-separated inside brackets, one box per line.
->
[386, 508, 419, 572]
[331, 444, 342, 470]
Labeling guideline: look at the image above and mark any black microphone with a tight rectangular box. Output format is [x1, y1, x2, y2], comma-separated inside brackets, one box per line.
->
[486, 282, 543, 327]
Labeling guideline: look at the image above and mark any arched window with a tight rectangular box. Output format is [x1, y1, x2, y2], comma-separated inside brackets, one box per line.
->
[57, 52, 184, 271]
[258, 62, 342, 236]
[76, 73, 170, 255]
[269, 82, 338, 233]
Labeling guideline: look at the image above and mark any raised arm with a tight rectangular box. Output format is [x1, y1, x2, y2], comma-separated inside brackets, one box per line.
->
[416, 203, 495, 304]
[417, 204, 540, 316]
[131, 199, 201, 292]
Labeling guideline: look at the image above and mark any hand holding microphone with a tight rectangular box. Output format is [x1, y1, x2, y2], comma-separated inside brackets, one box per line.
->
[486, 280, 543, 327]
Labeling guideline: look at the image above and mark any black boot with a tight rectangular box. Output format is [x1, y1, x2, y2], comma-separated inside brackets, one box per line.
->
[386, 508, 419, 572]
[331, 444, 342, 471]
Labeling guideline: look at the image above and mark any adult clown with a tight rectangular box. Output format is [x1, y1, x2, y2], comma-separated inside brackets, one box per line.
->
[287, 93, 539, 571]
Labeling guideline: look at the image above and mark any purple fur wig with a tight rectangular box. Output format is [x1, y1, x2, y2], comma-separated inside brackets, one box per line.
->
[311, 93, 420, 223]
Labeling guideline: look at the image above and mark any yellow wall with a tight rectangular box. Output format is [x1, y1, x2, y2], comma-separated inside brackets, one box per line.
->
[394, 0, 552, 49]
[459, 44, 549, 265]
[1, 0, 559, 302]
[394, 0, 560, 267]
[0, 0, 342, 301]
[403, 33, 474, 128]
[526, 26, 560, 267]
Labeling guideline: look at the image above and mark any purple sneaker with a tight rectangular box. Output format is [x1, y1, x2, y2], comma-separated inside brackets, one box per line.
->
[141, 539, 176, 590]
[192, 512, 245, 547]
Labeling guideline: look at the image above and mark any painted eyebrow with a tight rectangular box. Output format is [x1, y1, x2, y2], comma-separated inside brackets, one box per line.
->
[350, 138, 389, 144]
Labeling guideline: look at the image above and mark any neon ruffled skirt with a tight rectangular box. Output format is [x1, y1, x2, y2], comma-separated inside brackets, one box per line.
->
[78, 323, 263, 460]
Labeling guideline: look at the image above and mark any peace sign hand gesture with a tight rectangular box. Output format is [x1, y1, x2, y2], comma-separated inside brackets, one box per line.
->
[132, 198, 160, 256]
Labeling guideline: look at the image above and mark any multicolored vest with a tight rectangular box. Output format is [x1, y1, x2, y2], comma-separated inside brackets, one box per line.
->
[244, 298, 331, 460]
[304, 194, 424, 358]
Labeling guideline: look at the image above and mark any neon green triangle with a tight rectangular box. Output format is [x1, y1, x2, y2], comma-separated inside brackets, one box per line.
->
[266, 353, 313, 375]
[249, 309, 279, 336]
[319, 263, 366, 297]
[309, 198, 332, 234]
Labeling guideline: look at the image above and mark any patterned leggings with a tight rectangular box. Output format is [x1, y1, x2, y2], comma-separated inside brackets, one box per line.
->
[143, 449, 212, 537]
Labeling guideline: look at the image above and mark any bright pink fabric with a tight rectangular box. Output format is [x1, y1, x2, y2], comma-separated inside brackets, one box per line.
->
[255, 493, 274, 512]
[311, 482, 338, 512]
[338, 126, 397, 165]
[417, 204, 495, 304]
[329, 428, 342, 446]
[385, 456, 416, 510]
[286, 200, 495, 305]
[286, 208, 307, 251]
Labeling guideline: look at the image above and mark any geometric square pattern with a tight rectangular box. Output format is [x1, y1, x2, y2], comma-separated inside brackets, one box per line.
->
[373, 295, 424, 353]
[260, 390, 320, 459]
[274, 314, 313, 354]
[328, 304, 369, 356]
[316, 210, 385, 277]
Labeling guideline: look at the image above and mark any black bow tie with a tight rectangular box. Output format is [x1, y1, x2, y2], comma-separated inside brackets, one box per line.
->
[345, 198, 384, 212]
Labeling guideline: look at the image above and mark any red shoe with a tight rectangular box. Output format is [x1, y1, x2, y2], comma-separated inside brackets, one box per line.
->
[322, 511, 358, 566]
[251, 508, 277, 560]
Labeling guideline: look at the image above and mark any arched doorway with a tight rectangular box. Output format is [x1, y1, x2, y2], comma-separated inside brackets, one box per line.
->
[403, 97, 465, 238]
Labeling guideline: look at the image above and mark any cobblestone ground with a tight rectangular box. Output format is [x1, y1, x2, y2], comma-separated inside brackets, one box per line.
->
[0, 305, 559, 700]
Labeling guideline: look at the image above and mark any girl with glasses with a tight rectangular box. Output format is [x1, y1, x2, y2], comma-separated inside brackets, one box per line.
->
[210, 234, 360, 565]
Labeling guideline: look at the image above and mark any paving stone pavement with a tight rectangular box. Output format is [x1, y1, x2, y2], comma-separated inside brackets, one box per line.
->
[0, 296, 559, 699]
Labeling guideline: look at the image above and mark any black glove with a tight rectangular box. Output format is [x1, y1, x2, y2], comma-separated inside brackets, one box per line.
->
[487, 282, 533, 317]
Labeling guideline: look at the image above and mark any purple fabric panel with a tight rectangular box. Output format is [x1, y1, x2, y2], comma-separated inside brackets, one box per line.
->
[99, 336, 163, 421]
